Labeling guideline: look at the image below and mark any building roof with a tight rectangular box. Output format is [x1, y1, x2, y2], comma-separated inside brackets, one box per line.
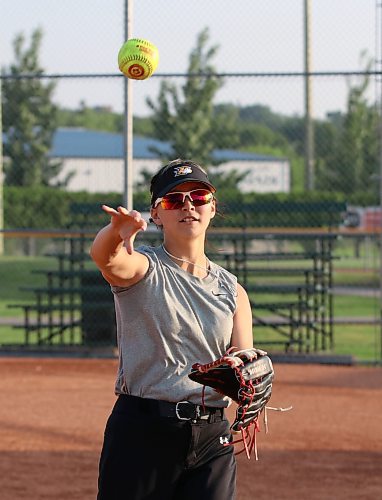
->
[49, 127, 286, 162]
[50, 127, 168, 159]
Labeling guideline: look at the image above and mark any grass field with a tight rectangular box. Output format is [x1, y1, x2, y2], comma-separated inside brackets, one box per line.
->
[0, 256, 57, 316]
[0, 253, 380, 362]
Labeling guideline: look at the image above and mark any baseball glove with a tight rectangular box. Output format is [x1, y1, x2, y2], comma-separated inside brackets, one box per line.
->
[189, 347, 275, 459]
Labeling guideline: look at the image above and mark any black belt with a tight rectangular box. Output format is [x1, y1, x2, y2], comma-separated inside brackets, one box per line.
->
[116, 394, 225, 422]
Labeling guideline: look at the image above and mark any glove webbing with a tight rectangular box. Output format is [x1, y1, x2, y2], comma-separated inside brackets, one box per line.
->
[227, 417, 260, 460]
[231, 372, 261, 460]
[225, 405, 293, 460]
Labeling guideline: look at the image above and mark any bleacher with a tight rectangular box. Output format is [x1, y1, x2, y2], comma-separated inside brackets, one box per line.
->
[8, 201, 344, 352]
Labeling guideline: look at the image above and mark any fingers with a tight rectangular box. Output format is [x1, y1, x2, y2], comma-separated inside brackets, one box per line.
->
[254, 348, 268, 357]
[116, 207, 147, 229]
[117, 206, 129, 215]
[102, 204, 119, 215]
[101, 205, 148, 255]
[233, 348, 267, 362]
[124, 235, 134, 255]
[103, 206, 148, 256]
[102, 205, 147, 229]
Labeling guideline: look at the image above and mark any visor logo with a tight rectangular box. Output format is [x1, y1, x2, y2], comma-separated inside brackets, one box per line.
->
[173, 166, 192, 177]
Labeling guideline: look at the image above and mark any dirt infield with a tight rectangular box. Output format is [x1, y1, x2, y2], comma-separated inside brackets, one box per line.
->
[0, 358, 381, 500]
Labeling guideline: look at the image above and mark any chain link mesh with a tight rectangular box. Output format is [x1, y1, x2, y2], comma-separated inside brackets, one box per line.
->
[0, 0, 381, 361]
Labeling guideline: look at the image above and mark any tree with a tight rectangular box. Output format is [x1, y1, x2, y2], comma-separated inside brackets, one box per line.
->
[2, 28, 64, 186]
[317, 54, 379, 198]
[57, 103, 124, 133]
[210, 104, 240, 150]
[146, 28, 223, 166]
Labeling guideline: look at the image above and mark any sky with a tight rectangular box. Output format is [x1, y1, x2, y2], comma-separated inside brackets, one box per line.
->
[1, 0, 378, 119]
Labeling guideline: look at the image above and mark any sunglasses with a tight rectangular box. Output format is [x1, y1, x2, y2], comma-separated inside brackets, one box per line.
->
[154, 188, 214, 210]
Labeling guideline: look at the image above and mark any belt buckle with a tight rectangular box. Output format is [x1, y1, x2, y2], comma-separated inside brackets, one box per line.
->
[175, 401, 196, 420]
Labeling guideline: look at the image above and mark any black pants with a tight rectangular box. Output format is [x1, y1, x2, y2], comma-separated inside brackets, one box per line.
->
[97, 395, 236, 500]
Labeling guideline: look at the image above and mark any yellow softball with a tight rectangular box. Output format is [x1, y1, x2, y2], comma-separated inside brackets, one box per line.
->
[118, 38, 159, 80]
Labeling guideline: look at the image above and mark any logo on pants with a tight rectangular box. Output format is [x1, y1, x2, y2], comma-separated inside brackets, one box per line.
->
[219, 435, 230, 445]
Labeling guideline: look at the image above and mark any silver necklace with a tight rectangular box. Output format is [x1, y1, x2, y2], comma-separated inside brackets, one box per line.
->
[161, 244, 219, 279]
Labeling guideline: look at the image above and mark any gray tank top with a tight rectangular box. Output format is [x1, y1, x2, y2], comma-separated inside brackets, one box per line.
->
[111, 245, 238, 406]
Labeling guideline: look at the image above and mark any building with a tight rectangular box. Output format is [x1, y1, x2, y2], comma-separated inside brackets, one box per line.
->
[49, 127, 290, 194]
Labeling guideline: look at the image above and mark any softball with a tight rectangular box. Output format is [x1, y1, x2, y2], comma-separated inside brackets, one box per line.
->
[118, 38, 159, 80]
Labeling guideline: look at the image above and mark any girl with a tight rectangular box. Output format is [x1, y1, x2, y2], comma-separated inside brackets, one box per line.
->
[90, 159, 256, 500]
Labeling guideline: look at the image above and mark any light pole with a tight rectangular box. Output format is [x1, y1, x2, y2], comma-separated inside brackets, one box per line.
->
[123, 0, 133, 210]
[304, 0, 314, 191]
[379, 55, 382, 364]
[377, 0, 382, 362]
[0, 79, 4, 255]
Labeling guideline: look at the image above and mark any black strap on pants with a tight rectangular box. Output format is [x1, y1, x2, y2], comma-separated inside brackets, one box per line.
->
[115, 394, 225, 422]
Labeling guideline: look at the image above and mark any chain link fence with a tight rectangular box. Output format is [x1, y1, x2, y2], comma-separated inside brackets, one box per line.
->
[0, 0, 381, 362]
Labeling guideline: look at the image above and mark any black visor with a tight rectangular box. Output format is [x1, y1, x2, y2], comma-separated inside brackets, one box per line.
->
[150, 160, 216, 206]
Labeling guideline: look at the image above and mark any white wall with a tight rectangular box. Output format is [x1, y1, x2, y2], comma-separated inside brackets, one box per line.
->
[53, 157, 290, 194]
[210, 160, 290, 193]
[53, 158, 160, 193]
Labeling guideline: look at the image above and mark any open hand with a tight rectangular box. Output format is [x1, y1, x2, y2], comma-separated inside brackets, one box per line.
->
[102, 205, 147, 254]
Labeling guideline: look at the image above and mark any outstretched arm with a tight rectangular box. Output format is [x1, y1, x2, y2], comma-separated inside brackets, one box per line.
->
[90, 205, 149, 287]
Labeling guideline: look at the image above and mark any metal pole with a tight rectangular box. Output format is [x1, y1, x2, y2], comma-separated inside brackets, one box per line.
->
[378, 1, 382, 362]
[379, 126, 382, 363]
[304, 0, 314, 191]
[123, 0, 133, 209]
[0, 79, 4, 255]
